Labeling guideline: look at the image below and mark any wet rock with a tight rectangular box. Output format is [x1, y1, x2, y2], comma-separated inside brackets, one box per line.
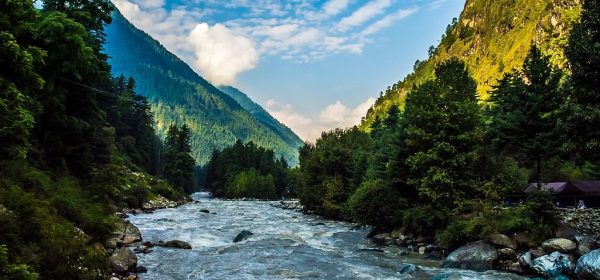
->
[542, 238, 577, 253]
[313, 222, 325, 226]
[442, 241, 498, 272]
[398, 263, 420, 274]
[372, 233, 390, 245]
[518, 252, 533, 269]
[394, 239, 405, 246]
[384, 237, 395, 246]
[127, 275, 138, 280]
[135, 266, 148, 273]
[555, 224, 579, 241]
[576, 249, 600, 279]
[488, 233, 516, 249]
[200, 209, 210, 214]
[498, 248, 516, 259]
[113, 220, 142, 245]
[418, 246, 426, 255]
[142, 195, 177, 210]
[530, 248, 547, 259]
[111, 248, 137, 273]
[576, 235, 598, 257]
[398, 249, 409, 256]
[156, 240, 192, 249]
[390, 228, 403, 239]
[233, 230, 253, 243]
[425, 250, 443, 260]
[133, 245, 152, 254]
[532, 251, 574, 277]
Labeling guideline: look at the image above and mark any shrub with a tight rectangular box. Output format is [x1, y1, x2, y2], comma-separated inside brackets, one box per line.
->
[402, 204, 448, 236]
[225, 169, 277, 199]
[348, 180, 408, 227]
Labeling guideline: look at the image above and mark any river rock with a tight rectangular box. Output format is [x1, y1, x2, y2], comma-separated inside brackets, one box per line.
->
[555, 224, 579, 241]
[200, 209, 210, 213]
[498, 248, 516, 259]
[390, 228, 403, 239]
[233, 230, 253, 243]
[518, 252, 533, 269]
[398, 263, 420, 274]
[488, 233, 516, 249]
[530, 248, 547, 258]
[372, 233, 390, 245]
[542, 238, 577, 253]
[577, 235, 598, 257]
[576, 249, 600, 279]
[532, 251, 574, 277]
[136, 265, 148, 273]
[418, 246, 426, 255]
[110, 248, 137, 273]
[358, 248, 384, 253]
[114, 220, 142, 245]
[442, 241, 498, 272]
[156, 240, 192, 249]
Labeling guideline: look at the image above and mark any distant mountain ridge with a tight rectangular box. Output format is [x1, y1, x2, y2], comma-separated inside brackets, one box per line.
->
[218, 86, 303, 148]
[104, 9, 303, 165]
[362, 0, 581, 129]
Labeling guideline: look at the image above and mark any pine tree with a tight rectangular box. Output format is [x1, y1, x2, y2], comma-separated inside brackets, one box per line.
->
[565, 0, 600, 168]
[403, 59, 482, 206]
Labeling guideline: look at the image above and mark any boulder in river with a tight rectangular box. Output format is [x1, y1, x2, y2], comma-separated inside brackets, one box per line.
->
[110, 248, 137, 273]
[518, 252, 533, 269]
[542, 238, 577, 253]
[114, 219, 142, 245]
[233, 230, 253, 243]
[576, 249, 600, 279]
[488, 233, 516, 249]
[532, 251, 574, 277]
[576, 235, 598, 257]
[200, 209, 210, 213]
[371, 233, 390, 245]
[156, 240, 192, 249]
[442, 240, 498, 272]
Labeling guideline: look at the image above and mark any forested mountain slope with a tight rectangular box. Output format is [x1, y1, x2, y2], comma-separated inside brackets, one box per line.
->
[218, 86, 303, 150]
[362, 0, 581, 129]
[104, 10, 302, 165]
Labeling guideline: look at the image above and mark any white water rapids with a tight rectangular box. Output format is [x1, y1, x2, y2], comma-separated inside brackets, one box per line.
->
[128, 192, 527, 279]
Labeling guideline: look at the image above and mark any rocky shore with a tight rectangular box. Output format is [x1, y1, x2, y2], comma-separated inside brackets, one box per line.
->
[105, 195, 193, 279]
[367, 207, 600, 279]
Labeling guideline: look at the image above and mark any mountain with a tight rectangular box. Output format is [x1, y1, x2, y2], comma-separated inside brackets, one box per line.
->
[218, 86, 303, 149]
[361, 0, 581, 129]
[103, 10, 302, 165]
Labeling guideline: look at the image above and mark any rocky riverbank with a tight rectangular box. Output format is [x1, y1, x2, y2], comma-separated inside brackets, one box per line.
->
[105, 195, 193, 279]
[366, 208, 600, 279]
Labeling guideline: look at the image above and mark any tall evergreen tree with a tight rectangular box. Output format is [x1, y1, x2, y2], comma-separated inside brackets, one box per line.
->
[403, 59, 482, 206]
[488, 46, 563, 185]
[565, 0, 600, 171]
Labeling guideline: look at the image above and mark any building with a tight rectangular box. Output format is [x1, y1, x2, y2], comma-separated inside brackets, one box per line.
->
[524, 181, 600, 208]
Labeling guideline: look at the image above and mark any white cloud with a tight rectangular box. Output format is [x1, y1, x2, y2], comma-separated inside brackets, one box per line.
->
[359, 7, 418, 37]
[111, 0, 421, 83]
[188, 23, 259, 85]
[336, 0, 393, 32]
[265, 98, 376, 141]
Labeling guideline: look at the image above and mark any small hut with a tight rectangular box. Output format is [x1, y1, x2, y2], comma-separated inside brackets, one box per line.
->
[524, 181, 600, 208]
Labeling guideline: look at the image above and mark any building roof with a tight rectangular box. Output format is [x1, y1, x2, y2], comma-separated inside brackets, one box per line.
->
[525, 181, 600, 196]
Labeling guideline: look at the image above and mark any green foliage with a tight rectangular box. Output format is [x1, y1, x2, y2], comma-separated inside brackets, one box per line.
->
[225, 168, 277, 199]
[297, 127, 371, 218]
[347, 180, 407, 227]
[564, 0, 600, 167]
[437, 192, 556, 248]
[404, 59, 482, 206]
[0, 245, 38, 280]
[164, 124, 196, 194]
[362, 0, 580, 129]
[205, 140, 289, 199]
[401, 205, 448, 237]
[104, 11, 303, 165]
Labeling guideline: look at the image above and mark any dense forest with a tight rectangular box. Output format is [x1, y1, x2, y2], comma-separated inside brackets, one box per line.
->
[294, 0, 600, 248]
[204, 140, 299, 199]
[103, 11, 303, 166]
[0, 0, 194, 278]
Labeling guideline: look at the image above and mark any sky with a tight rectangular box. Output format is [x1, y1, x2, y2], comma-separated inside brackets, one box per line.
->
[111, 0, 466, 141]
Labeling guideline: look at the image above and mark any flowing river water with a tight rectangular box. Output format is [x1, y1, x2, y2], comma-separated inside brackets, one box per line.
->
[128, 193, 527, 279]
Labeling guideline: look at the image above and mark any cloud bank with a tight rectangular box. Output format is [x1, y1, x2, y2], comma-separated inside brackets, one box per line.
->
[266, 98, 376, 142]
[112, 0, 419, 84]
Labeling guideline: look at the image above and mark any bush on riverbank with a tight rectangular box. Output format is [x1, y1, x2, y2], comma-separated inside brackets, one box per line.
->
[348, 180, 407, 227]
[225, 168, 277, 199]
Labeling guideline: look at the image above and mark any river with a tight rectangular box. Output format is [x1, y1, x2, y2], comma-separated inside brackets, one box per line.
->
[128, 192, 526, 279]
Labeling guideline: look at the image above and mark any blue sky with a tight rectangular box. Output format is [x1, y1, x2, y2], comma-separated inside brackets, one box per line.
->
[112, 0, 465, 141]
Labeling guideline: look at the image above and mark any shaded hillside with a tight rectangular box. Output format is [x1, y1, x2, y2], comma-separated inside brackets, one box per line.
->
[362, 0, 581, 129]
[104, 10, 301, 165]
[218, 86, 303, 150]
